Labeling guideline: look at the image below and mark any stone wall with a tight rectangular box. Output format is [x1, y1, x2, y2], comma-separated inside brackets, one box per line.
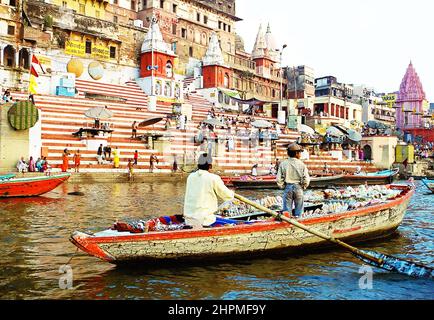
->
[0, 103, 30, 171]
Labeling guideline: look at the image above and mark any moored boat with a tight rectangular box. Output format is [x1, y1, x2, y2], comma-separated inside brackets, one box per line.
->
[0, 173, 71, 197]
[70, 185, 413, 264]
[0, 173, 16, 181]
[230, 174, 345, 189]
[334, 168, 399, 186]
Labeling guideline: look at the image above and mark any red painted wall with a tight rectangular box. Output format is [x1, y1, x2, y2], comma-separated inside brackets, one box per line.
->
[140, 52, 175, 79]
[203, 65, 233, 89]
[405, 128, 434, 143]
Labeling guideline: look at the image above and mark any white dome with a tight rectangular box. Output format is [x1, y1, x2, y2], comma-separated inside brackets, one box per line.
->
[141, 20, 175, 55]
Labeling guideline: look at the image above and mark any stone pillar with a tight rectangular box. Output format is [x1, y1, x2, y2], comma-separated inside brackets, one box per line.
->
[0, 43, 5, 66]
[15, 48, 19, 68]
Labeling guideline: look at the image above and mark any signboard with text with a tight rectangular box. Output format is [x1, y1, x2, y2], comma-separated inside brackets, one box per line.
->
[65, 40, 85, 57]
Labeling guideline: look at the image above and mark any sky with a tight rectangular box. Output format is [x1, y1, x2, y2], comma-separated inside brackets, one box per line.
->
[235, 0, 434, 101]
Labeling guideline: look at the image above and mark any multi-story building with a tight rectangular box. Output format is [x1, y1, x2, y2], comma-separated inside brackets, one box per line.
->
[0, 0, 34, 90]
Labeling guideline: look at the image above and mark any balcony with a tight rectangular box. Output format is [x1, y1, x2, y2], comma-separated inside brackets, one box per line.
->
[223, 52, 255, 72]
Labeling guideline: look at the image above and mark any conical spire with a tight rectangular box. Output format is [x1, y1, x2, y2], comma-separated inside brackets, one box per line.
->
[264, 22, 278, 61]
[203, 33, 225, 66]
[141, 17, 174, 55]
[397, 61, 426, 102]
[252, 24, 266, 59]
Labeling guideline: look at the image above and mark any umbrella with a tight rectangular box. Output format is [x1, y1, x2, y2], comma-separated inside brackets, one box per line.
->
[138, 117, 163, 128]
[251, 120, 273, 128]
[332, 124, 349, 135]
[299, 124, 316, 136]
[84, 106, 113, 119]
[326, 126, 345, 137]
[367, 120, 388, 130]
[347, 129, 362, 142]
[203, 118, 228, 128]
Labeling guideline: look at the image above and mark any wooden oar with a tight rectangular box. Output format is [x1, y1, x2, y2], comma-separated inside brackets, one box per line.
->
[234, 193, 434, 279]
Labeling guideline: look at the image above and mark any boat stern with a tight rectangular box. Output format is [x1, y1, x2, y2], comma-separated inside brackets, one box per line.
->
[70, 231, 116, 263]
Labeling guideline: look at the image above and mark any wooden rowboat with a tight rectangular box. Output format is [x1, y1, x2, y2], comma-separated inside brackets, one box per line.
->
[0, 173, 70, 197]
[0, 173, 16, 181]
[70, 185, 413, 264]
[230, 174, 345, 189]
[334, 168, 400, 186]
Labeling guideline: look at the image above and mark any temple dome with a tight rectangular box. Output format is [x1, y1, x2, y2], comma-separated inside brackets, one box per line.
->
[203, 33, 225, 66]
[141, 19, 175, 55]
[397, 61, 426, 102]
[252, 24, 266, 59]
[235, 33, 245, 52]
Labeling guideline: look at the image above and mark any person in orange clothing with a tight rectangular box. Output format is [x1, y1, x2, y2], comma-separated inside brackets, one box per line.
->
[61, 149, 70, 172]
[73, 150, 81, 173]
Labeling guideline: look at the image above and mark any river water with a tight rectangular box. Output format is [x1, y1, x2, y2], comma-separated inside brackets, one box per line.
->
[0, 180, 432, 300]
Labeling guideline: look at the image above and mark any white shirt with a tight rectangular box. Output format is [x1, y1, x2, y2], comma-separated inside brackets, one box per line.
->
[184, 170, 235, 227]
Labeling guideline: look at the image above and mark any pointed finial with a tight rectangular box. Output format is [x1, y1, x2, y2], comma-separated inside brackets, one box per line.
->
[267, 22, 271, 33]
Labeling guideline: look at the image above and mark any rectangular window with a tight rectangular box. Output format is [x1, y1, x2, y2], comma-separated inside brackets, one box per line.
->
[7, 25, 15, 35]
[85, 40, 92, 54]
[113, 16, 118, 23]
[160, 0, 164, 9]
[196, 13, 200, 22]
[218, 21, 222, 29]
[131, 1, 136, 10]
[9, 0, 17, 6]
[79, 4, 85, 14]
[228, 25, 231, 33]
[172, 42, 177, 54]
[172, 4, 177, 13]
[172, 23, 177, 35]
[110, 46, 116, 59]
[189, 46, 193, 57]
[204, 15, 208, 24]
[141, 0, 146, 8]
[181, 28, 187, 39]
[62, 1, 67, 8]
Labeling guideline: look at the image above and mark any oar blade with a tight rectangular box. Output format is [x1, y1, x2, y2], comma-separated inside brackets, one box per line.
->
[354, 250, 434, 279]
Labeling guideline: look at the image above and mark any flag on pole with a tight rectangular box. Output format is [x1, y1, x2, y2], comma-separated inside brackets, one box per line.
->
[31, 54, 45, 74]
[29, 75, 38, 94]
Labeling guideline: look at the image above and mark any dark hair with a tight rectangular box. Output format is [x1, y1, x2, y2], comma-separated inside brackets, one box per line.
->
[198, 153, 212, 171]
[288, 150, 300, 158]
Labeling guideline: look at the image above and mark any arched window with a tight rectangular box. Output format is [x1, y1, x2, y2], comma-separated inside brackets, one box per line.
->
[155, 81, 162, 95]
[164, 82, 172, 97]
[165, 61, 173, 78]
[4, 45, 16, 67]
[19, 48, 30, 69]
[218, 91, 223, 103]
[224, 94, 230, 105]
[224, 73, 230, 88]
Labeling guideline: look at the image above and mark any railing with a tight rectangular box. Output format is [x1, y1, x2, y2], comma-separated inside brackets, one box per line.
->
[223, 53, 256, 71]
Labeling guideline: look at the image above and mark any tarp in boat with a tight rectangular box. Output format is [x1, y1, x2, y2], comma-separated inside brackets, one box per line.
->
[222, 90, 273, 106]
[8, 100, 39, 130]
[84, 106, 113, 119]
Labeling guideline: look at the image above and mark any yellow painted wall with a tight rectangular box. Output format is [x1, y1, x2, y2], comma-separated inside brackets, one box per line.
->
[67, 31, 119, 61]
[0, 104, 30, 171]
[52, 0, 107, 20]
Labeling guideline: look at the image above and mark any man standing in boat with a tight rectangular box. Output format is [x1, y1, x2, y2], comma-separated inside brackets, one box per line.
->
[184, 153, 234, 228]
[277, 143, 310, 218]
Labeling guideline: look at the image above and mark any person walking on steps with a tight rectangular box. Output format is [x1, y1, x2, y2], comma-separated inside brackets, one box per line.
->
[277, 143, 310, 218]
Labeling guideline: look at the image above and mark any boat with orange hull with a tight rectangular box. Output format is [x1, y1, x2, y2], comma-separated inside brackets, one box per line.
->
[335, 169, 400, 186]
[0, 173, 71, 197]
[229, 174, 345, 189]
[70, 185, 413, 264]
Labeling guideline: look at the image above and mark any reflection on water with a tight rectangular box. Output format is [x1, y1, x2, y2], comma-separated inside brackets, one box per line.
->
[0, 180, 432, 300]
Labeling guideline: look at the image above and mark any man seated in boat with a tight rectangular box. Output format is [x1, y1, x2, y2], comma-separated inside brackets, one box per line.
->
[277, 143, 310, 218]
[183, 153, 235, 228]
